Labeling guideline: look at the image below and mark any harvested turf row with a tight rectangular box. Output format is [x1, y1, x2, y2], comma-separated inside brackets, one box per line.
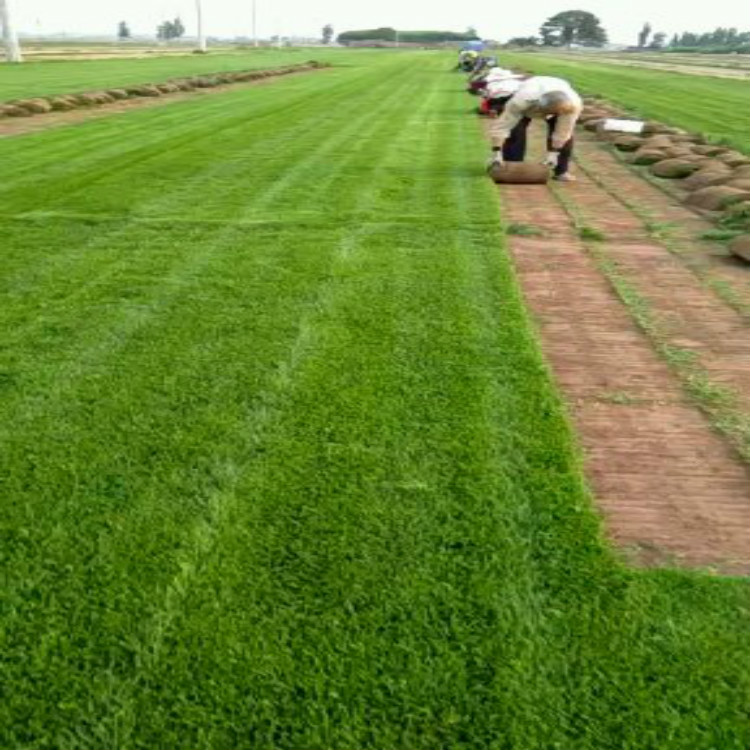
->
[571, 99, 750, 259]
[549, 151, 750, 431]
[497, 180, 750, 574]
[575, 139, 750, 316]
[0, 61, 328, 117]
[0, 66, 332, 140]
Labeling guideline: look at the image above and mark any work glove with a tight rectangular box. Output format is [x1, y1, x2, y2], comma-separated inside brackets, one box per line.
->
[543, 151, 560, 169]
[486, 152, 504, 171]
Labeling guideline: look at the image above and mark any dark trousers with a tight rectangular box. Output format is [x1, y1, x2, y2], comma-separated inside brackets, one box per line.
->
[488, 95, 512, 114]
[502, 116, 574, 176]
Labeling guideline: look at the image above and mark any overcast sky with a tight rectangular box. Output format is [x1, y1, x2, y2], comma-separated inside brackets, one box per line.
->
[11, 0, 750, 45]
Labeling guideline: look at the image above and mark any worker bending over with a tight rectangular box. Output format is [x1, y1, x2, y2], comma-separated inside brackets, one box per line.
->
[479, 68, 524, 115]
[457, 50, 479, 72]
[470, 55, 498, 76]
[468, 62, 515, 96]
[487, 76, 582, 182]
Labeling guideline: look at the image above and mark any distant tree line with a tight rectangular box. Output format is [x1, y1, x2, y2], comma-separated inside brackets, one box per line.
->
[337, 28, 479, 44]
[667, 27, 750, 53]
[505, 16, 749, 54]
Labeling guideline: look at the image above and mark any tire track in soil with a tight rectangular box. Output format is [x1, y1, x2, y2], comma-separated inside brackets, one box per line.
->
[497, 179, 750, 575]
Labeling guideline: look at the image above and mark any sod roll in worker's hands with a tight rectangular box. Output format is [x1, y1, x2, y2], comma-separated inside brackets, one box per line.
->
[487, 152, 504, 171]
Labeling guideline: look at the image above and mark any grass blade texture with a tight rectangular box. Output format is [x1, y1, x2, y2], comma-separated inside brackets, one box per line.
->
[0, 52, 748, 750]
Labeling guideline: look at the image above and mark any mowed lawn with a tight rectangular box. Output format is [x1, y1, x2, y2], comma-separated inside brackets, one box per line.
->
[501, 52, 750, 153]
[0, 47, 359, 100]
[0, 52, 748, 749]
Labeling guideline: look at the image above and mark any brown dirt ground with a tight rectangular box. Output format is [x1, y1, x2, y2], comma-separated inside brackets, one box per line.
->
[0, 67, 328, 139]
[569, 137, 750, 410]
[578, 138, 750, 316]
[495, 122, 750, 575]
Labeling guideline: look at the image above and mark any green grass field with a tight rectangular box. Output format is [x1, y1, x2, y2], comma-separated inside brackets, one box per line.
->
[0, 48, 357, 100]
[501, 52, 750, 153]
[1, 51, 749, 749]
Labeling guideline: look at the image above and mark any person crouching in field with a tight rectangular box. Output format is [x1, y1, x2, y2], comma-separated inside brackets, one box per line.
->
[466, 56, 499, 93]
[470, 55, 497, 76]
[457, 50, 479, 72]
[478, 69, 525, 116]
[487, 76, 583, 182]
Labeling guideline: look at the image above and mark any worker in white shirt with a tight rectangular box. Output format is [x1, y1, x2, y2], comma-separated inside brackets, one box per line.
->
[487, 76, 583, 182]
[467, 60, 503, 94]
[480, 70, 525, 116]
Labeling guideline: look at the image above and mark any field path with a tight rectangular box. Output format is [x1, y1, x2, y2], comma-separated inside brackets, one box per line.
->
[499, 126, 750, 573]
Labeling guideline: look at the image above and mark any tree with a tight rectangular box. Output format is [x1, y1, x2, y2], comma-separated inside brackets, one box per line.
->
[680, 31, 698, 46]
[157, 17, 185, 41]
[172, 17, 185, 38]
[649, 31, 667, 49]
[540, 10, 608, 47]
[637, 22, 651, 48]
[322, 24, 334, 44]
[665, 27, 750, 50]
[466, 26, 478, 38]
[117, 21, 131, 40]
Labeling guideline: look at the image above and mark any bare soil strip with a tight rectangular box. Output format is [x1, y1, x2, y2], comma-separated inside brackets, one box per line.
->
[576, 136, 750, 318]
[498, 139, 750, 574]
[568, 138, 750, 411]
[0, 67, 328, 139]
